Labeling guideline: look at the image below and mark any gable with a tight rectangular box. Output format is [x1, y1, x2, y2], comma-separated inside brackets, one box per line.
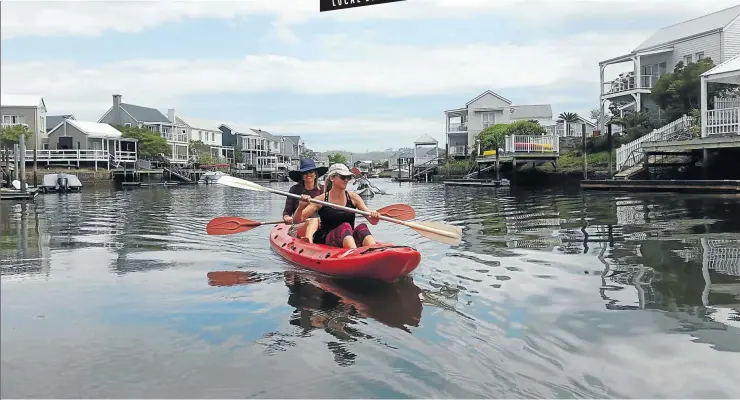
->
[465, 90, 512, 108]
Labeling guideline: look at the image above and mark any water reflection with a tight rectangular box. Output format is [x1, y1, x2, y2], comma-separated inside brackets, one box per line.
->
[207, 270, 423, 366]
[0, 201, 51, 281]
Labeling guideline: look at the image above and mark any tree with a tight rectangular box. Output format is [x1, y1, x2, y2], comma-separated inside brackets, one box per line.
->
[558, 112, 581, 136]
[610, 111, 657, 142]
[327, 152, 347, 165]
[115, 125, 171, 159]
[651, 58, 738, 121]
[589, 108, 602, 121]
[1, 124, 32, 146]
[189, 140, 217, 164]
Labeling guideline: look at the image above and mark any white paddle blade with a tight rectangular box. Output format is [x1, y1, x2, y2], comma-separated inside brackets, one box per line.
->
[216, 175, 269, 192]
[413, 221, 462, 246]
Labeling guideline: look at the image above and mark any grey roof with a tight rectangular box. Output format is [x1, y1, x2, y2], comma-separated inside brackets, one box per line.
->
[510, 104, 552, 120]
[120, 103, 170, 123]
[634, 5, 740, 52]
[414, 134, 438, 144]
[284, 135, 301, 145]
[46, 114, 75, 130]
[250, 128, 276, 140]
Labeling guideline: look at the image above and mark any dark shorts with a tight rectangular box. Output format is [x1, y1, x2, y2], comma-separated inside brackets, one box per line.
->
[323, 222, 372, 247]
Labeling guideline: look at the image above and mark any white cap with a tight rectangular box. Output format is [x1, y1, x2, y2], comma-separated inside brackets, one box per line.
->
[326, 163, 353, 177]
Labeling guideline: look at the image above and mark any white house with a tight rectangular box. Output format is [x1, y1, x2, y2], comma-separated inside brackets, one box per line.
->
[598, 4, 740, 133]
[445, 90, 554, 158]
[545, 115, 598, 137]
[0, 94, 48, 151]
[46, 119, 137, 166]
[700, 54, 740, 137]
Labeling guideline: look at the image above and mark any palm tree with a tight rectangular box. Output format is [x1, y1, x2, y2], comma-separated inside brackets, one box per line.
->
[558, 112, 581, 136]
[610, 111, 655, 141]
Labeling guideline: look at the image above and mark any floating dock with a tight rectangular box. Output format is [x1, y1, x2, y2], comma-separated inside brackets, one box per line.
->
[443, 179, 510, 187]
[581, 179, 740, 193]
[1, 188, 39, 201]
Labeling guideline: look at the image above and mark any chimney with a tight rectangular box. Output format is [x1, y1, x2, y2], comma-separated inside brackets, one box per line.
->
[112, 94, 122, 126]
[168, 108, 175, 124]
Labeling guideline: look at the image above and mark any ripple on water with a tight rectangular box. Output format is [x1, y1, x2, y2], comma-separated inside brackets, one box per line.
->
[1, 182, 740, 398]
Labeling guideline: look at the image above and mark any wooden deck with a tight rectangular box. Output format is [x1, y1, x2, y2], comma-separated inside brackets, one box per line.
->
[641, 135, 740, 153]
[0, 188, 39, 201]
[581, 179, 740, 193]
[443, 179, 509, 187]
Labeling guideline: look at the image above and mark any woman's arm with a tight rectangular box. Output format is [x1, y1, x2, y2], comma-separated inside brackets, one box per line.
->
[282, 185, 301, 223]
[349, 193, 380, 225]
[295, 194, 321, 223]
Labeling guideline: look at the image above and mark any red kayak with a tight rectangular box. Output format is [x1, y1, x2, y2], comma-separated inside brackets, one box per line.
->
[269, 224, 421, 283]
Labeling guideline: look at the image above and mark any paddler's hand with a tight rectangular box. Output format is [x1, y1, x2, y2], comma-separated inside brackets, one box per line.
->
[283, 215, 293, 224]
[298, 194, 311, 205]
[367, 211, 380, 225]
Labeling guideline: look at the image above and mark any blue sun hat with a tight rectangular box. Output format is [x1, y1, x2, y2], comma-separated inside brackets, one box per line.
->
[288, 159, 328, 182]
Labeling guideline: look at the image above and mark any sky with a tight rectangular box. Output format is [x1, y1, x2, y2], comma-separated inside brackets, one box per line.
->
[1, 0, 738, 152]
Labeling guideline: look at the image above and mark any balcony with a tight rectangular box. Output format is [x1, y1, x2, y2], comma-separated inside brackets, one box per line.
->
[447, 122, 467, 133]
[1, 122, 29, 129]
[602, 72, 658, 97]
[448, 145, 468, 156]
[8, 149, 137, 165]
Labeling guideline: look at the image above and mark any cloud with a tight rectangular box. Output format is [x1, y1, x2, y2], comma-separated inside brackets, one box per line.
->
[2, 0, 738, 40]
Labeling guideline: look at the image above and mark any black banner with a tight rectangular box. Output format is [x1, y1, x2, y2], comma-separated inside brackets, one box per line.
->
[320, 0, 406, 13]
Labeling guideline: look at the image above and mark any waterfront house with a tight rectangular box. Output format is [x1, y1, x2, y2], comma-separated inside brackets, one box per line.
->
[97, 94, 189, 164]
[175, 116, 233, 164]
[598, 4, 740, 133]
[45, 115, 75, 133]
[219, 124, 265, 171]
[0, 94, 48, 151]
[544, 115, 598, 137]
[45, 119, 137, 168]
[445, 90, 554, 159]
[279, 135, 305, 169]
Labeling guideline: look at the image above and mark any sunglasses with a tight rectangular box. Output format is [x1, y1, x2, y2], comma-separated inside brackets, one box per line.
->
[332, 174, 353, 181]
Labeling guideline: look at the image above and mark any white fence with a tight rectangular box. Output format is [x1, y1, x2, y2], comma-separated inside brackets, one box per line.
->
[7, 149, 137, 165]
[714, 96, 740, 110]
[615, 115, 694, 170]
[504, 135, 559, 153]
[704, 107, 739, 137]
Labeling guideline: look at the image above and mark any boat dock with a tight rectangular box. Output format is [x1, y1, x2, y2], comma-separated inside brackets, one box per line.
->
[443, 179, 510, 187]
[1, 188, 39, 201]
[581, 179, 740, 193]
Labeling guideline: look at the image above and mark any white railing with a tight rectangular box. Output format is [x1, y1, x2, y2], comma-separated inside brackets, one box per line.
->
[603, 73, 658, 95]
[449, 145, 467, 156]
[7, 149, 137, 163]
[714, 96, 740, 110]
[163, 132, 189, 143]
[504, 134, 559, 153]
[448, 122, 467, 132]
[704, 107, 740, 137]
[615, 115, 693, 170]
[1, 123, 29, 129]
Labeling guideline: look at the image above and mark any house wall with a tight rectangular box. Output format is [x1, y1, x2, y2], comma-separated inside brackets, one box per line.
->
[723, 17, 740, 60]
[99, 107, 139, 128]
[466, 93, 511, 147]
[670, 32, 722, 67]
[189, 128, 221, 146]
[219, 126, 238, 147]
[47, 122, 90, 150]
[1, 105, 47, 150]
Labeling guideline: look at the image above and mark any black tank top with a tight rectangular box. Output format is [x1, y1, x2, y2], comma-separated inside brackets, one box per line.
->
[313, 191, 356, 244]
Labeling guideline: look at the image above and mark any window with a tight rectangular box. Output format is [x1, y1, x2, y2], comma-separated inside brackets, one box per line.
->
[198, 131, 202, 141]
[684, 54, 693, 64]
[2, 115, 25, 124]
[659, 62, 667, 75]
[481, 112, 495, 129]
[696, 52, 704, 60]
[124, 123, 131, 128]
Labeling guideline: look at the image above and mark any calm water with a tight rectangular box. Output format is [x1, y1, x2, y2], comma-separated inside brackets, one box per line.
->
[2, 180, 740, 398]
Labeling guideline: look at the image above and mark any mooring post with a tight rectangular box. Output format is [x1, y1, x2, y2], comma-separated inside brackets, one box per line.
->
[19, 134, 27, 193]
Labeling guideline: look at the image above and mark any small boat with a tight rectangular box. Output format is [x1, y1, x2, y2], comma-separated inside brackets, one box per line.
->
[356, 181, 375, 198]
[269, 224, 421, 283]
[40, 173, 82, 193]
[202, 171, 229, 184]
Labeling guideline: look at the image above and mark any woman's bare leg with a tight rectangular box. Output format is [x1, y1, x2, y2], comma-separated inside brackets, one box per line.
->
[304, 218, 320, 243]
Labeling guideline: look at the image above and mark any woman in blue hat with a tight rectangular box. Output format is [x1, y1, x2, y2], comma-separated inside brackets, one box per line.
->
[283, 159, 328, 241]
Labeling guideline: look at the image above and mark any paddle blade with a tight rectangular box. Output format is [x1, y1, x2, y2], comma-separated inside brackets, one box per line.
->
[206, 216, 261, 235]
[377, 204, 416, 220]
[412, 221, 463, 246]
[351, 167, 362, 176]
[207, 271, 263, 286]
[216, 175, 269, 192]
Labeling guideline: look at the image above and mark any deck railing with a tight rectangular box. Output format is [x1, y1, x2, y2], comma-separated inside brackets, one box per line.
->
[7, 149, 137, 163]
[714, 96, 740, 110]
[615, 115, 694, 170]
[447, 122, 467, 132]
[449, 145, 468, 156]
[704, 107, 739, 137]
[602, 73, 658, 96]
[504, 134, 559, 153]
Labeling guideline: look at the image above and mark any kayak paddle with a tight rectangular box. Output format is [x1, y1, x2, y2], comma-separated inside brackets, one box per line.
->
[216, 175, 462, 246]
[205, 203, 416, 236]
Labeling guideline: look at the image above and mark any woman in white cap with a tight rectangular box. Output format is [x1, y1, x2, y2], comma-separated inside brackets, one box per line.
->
[294, 163, 381, 248]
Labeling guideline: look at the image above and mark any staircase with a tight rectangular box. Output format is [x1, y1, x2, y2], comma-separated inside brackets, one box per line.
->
[462, 163, 496, 179]
[614, 115, 696, 180]
[164, 165, 194, 182]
